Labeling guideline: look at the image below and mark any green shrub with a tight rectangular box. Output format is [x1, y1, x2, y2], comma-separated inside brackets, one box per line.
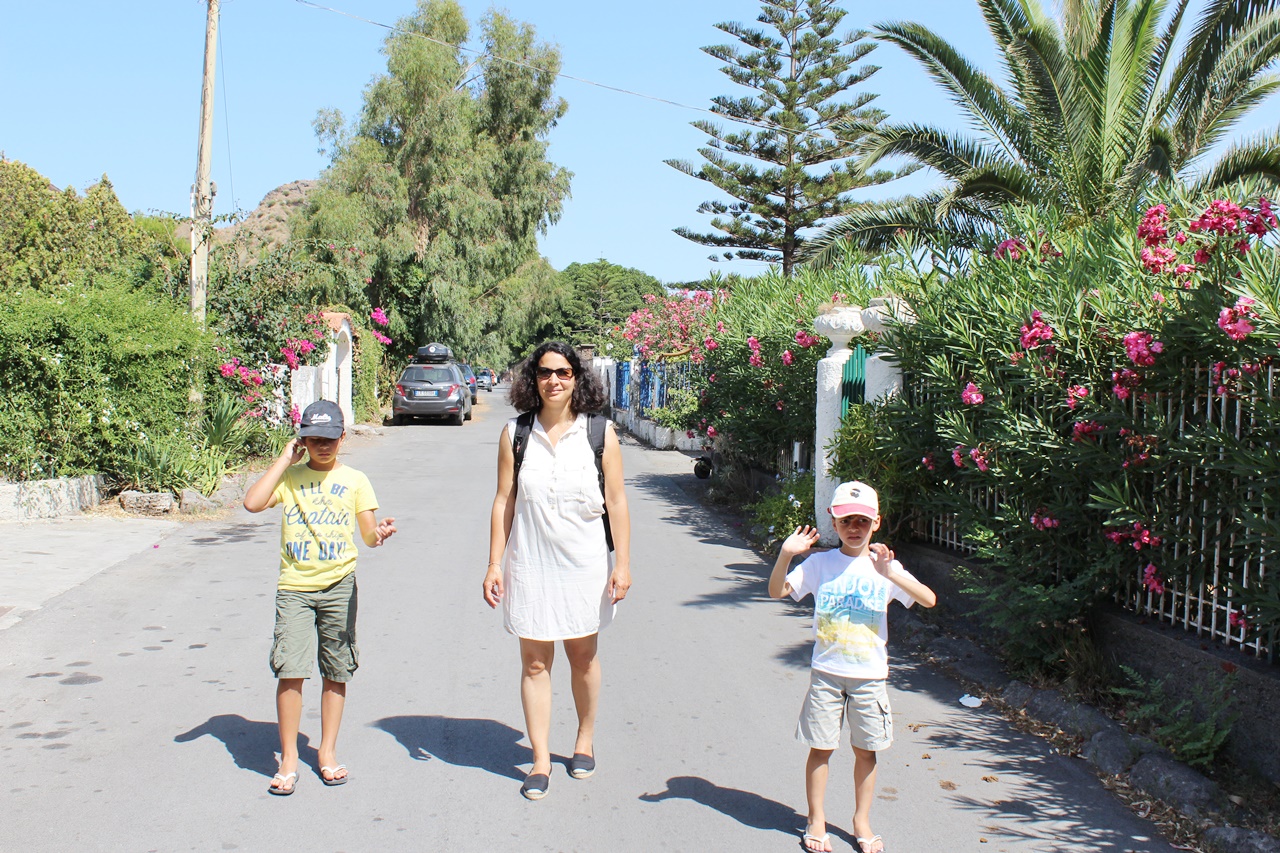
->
[828, 404, 921, 542]
[1111, 665, 1238, 768]
[648, 386, 699, 431]
[0, 281, 203, 482]
[120, 434, 200, 494]
[746, 471, 816, 554]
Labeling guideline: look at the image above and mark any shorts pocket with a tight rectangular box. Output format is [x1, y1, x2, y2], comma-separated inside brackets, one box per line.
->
[877, 698, 893, 742]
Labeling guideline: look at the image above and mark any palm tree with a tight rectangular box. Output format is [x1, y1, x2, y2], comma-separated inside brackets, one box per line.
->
[805, 0, 1280, 262]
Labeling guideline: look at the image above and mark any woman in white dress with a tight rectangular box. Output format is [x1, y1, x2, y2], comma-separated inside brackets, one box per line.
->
[484, 341, 632, 800]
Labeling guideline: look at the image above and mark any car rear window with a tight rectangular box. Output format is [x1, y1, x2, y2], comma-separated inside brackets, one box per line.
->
[400, 366, 455, 383]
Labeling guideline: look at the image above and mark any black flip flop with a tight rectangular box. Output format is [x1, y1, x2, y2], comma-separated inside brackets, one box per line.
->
[520, 773, 550, 800]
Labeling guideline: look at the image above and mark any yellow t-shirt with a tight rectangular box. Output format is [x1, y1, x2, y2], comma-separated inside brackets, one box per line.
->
[271, 463, 378, 591]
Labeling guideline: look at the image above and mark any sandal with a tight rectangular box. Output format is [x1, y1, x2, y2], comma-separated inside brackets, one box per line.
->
[856, 835, 884, 853]
[320, 764, 348, 786]
[268, 771, 298, 796]
[802, 830, 831, 852]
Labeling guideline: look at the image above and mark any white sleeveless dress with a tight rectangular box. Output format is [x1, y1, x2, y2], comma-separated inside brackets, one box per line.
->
[501, 413, 615, 640]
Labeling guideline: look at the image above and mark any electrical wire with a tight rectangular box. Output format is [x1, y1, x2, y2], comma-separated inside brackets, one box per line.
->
[217, 19, 237, 212]
[292, 0, 847, 148]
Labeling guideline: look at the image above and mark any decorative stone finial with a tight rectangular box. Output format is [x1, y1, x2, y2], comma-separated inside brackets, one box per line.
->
[814, 307, 865, 356]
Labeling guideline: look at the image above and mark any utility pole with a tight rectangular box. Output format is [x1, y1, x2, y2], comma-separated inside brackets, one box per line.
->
[190, 0, 219, 328]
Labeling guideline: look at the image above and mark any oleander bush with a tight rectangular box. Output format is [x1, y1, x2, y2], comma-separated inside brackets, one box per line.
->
[869, 184, 1280, 675]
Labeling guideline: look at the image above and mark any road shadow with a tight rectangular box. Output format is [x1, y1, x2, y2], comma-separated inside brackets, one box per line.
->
[885, 660, 1173, 852]
[626, 470, 750, 550]
[372, 715, 530, 782]
[174, 714, 315, 778]
[639, 775, 858, 848]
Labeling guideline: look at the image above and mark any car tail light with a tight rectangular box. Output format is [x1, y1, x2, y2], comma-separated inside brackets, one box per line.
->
[448, 383, 461, 396]
[395, 384, 405, 396]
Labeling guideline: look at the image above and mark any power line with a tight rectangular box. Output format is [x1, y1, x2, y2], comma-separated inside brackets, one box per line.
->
[217, 22, 237, 211]
[291, 0, 845, 147]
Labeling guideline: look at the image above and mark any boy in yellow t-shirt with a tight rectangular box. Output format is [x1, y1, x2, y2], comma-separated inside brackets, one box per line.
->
[244, 400, 396, 795]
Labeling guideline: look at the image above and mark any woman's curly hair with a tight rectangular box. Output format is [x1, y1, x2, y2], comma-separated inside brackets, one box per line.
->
[508, 341, 607, 415]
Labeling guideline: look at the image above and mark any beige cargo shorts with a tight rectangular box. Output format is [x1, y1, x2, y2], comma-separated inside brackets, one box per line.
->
[270, 573, 359, 682]
[795, 668, 893, 751]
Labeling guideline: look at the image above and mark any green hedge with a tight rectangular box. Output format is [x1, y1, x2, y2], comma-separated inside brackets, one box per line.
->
[0, 282, 203, 482]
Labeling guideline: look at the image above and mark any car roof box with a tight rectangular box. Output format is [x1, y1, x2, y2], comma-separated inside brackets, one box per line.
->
[416, 343, 453, 363]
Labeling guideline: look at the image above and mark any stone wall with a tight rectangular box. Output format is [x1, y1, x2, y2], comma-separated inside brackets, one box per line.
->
[0, 475, 105, 522]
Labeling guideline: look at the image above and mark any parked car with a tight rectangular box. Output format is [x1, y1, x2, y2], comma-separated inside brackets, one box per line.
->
[392, 350, 471, 425]
[458, 363, 478, 403]
[475, 369, 492, 391]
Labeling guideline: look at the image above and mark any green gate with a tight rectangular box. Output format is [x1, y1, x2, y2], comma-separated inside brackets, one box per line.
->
[840, 345, 868, 416]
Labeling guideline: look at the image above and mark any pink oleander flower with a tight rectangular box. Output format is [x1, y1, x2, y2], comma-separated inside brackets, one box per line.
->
[1019, 310, 1055, 350]
[968, 447, 990, 472]
[775, 400, 784, 410]
[1072, 420, 1104, 442]
[1193, 246, 1213, 265]
[1138, 205, 1169, 246]
[921, 454, 936, 472]
[703, 337, 719, 350]
[1217, 296, 1257, 341]
[297, 339, 316, 355]
[289, 404, 301, 427]
[746, 336, 760, 351]
[1142, 564, 1166, 595]
[794, 330, 821, 348]
[1066, 384, 1089, 410]
[1030, 511, 1060, 530]
[961, 382, 985, 405]
[1236, 238, 1251, 255]
[831, 292, 844, 304]
[218, 362, 237, 378]
[748, 353, 765, 367]
[371, 330, 392, 346]
[1229, 609, 1249, 630]
[1124, 331, 1163, 367]
[1141, 245, 1177, 274]
[952, 445, 966, 468]
[370, 307, 389, 327]
[1112, 368, 1143, 400]
[781, 349, 794, 366]
[994, 238, 1026, 260]
[706, 426, 718, 438]
[1189, 199, 1245, 236]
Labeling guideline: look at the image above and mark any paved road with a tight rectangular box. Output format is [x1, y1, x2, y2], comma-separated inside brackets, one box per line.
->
[1, 394, 1178, 852]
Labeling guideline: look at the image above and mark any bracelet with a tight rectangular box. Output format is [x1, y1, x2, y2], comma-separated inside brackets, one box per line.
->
[487, 562, 500, 567]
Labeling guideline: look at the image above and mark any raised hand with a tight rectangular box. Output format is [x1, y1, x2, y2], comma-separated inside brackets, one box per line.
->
[869, 542, 896, 577]
[780, 525, 821, 558]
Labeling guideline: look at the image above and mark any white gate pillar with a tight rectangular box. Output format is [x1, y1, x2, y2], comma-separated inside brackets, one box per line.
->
[813, 308, 866, 546]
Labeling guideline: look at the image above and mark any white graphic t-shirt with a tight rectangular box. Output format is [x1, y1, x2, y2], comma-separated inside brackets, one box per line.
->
[786, 549, 918, 679]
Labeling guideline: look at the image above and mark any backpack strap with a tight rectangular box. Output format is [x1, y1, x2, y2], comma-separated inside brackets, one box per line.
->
[511, 411, 536, 491]
[586, 413, 615, 553]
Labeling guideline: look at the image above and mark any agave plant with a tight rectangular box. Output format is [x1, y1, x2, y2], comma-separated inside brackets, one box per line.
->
[806, 0, 1280, 262]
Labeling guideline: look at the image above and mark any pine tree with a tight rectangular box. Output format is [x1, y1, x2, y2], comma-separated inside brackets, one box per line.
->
[666, 0, 903, 276]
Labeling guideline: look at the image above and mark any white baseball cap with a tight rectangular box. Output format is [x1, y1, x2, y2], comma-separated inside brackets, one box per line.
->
[829, 481, 879, 519]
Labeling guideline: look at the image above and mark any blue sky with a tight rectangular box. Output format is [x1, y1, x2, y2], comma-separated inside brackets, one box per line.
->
[1, 1, 1275, 284]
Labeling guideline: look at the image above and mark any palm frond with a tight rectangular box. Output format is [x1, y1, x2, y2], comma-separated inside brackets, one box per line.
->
[847, 122, 1017, 181]
[1188, 129, 1280, 194]
[800, 194, 998, 264]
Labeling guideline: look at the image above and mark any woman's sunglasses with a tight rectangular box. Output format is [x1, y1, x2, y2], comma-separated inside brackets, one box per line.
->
[536, 366, 575, 380]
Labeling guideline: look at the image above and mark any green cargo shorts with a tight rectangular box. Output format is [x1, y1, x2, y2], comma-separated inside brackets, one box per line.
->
[270, 572, 359, 682]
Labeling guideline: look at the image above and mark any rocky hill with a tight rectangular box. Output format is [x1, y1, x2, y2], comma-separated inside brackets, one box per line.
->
[175, 179, 316, 259]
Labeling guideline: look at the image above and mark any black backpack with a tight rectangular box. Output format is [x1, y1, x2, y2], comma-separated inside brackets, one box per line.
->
[511, 411, 614, 552]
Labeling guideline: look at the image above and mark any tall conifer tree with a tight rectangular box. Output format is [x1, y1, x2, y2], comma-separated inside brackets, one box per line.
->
[667, 0, 902, 276]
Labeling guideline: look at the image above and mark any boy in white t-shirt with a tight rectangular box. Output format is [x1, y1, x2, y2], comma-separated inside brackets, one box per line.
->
[768, 481, 937, 853]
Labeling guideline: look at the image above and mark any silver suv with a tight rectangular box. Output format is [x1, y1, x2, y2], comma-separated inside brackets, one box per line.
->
[392, 362, 472, 425]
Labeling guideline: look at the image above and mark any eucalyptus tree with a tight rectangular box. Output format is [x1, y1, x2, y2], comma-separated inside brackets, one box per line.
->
[296, 0, 571, 360]
[806, 0, 1280, 261]
[667, 0, 904, 276]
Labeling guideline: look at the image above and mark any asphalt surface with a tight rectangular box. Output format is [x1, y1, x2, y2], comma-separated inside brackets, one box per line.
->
[0, 392, 1179, 853]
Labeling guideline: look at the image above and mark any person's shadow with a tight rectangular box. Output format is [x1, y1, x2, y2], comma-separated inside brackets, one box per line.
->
[372, 715, 531, 782]
[640, 775, 857, 848]
[174, 714, 317, 778]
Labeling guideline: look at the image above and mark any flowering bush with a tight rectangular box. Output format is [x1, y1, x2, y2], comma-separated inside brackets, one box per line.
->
[870, 189, 1280, 671]
[745, 471, 816, 554]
